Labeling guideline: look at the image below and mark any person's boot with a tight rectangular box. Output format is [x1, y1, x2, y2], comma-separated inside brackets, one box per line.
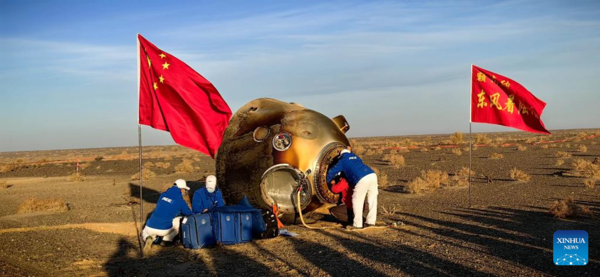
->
[143, 236, 154, 253]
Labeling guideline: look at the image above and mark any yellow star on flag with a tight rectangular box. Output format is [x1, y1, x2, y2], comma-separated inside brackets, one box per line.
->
[159, 75, 165, 83]
[159, 53, 167, 59]
[162, 62, 170, 70]
[153, 82, 158, 90]
[147, 56, 151, 67]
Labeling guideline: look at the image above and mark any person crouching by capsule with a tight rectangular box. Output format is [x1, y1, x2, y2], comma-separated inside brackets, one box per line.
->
[326, 146, 379, 230]
[142, 179, 193, 251]
[192, 175, 225, 214]
[330, 174, 355, 226]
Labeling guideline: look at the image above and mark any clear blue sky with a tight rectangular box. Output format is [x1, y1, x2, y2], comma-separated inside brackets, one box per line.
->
[1, 0, 599, 151]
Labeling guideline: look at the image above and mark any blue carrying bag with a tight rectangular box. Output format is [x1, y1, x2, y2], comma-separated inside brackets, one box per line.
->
[181, 213, 215, 249]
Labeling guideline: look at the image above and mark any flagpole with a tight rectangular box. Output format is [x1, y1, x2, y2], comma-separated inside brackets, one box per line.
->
[136, 34, 144, 255]
[469, 64, 473, 208]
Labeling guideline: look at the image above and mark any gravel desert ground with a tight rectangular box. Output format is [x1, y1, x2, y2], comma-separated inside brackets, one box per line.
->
[1, 129, 599, 276]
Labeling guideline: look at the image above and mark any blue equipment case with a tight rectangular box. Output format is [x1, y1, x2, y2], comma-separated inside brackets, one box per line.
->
[181, 213, 215, 249]
[212, 212, 253, 245]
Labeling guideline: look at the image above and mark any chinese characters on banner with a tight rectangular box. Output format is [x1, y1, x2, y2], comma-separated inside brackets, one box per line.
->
[471, 65, 550, 134]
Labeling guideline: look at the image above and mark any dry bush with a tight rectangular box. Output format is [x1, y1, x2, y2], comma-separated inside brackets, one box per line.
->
[405, 170, 449, 194]
[175, 159, 195, 173]
[17, 197, 68, 214]
[451, 148, 463, 156]
[596, 130, 600, 136]
[584, 179, 596, 188]
[450, 167, 475, 187]
[488, 153, 504, 159]
[401, 139, 415, 147]
[555, 159, 565, 166]
[382, 154, 405, 168]
[1, 181, 11, 189]
[549, 197, 590, 219]
[155, 162, 171, 169]
[472, 145, 478, 151]
[380, 204, 398, 217]
[549, 143, 558, 148]
[143, 161, 155, 168]
[374, 148, 385, 155]
[365, 149, 376, 156]
[476, 134, 492, 144]
[372, 167, 389, 188]
[0, 164, 19, 173]
[433, 146, 442, 151]
[571, 158, 600, 178]
[540, 144, 549, 149]
[554, 151, 571, 158]
[353, 145, 366, 156]
[450, 132, 464, 144]
[509, 168, 531, 182]
[420, 147, 429, 152]
[592, 142, 597, 145]
[462, 147, 470, 152]
[578, 145, 588, 153]
[517, 145, 527, 151]
[131, 169, 157, 180]
[114, 151, 133, 160]
[68, 173, 85, 182]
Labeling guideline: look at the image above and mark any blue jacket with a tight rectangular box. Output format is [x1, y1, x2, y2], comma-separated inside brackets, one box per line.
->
[146, 186, 193, 230]
[326, 152, 375, 188]
[192, 187, 225, 213]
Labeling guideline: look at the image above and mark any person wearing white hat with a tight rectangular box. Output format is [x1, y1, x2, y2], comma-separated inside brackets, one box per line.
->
[192, 175, 225, 214]
[142, 179, 193, 251]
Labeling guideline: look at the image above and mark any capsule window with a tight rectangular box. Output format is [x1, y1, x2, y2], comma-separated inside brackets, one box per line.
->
[272, 133, 292, 151]
[253, 126, 270, 142]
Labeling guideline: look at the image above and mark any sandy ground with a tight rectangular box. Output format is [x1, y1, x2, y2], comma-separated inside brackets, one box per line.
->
[0, 130, 599, 276]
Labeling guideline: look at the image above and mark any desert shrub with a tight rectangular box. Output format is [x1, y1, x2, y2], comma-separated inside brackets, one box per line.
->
[450, 132, 464, 144]
[131, 169, 157, 180]
[596, 130, 600, 136]
[365, 149, 376, 156]
[450, 167, 475, 187]
[565, 143, 572, 148]
[472, 145, 478, 151]
[372, 167, 389, 188]
[353, 145, 366, 155]
[401, 139, 415, 147]
[155, 162, 171, 169]
[555, 159, 565, 166]
[0, 164, 19, 173]
[488, 153, 504, 159]
[554, 151, 571, 158]
[17, 197, 68, 214]
[405, 170, 449, 194]
[578, 145, 588, 153]
[549, 143, 558, 148]
[451, 148, 463, 156]
[420, 147, 430, 152]
[380, 204, 398, 217]
[475, 134, 492, 144]
[584, 179, 596, 188]
[540, 144, 549, 149]
[549, 197, 590, 218]
[95, 156, 104, 161]
[175, 159, 195, 173]
[68, 173, 85, 182]
[1, 181, 11, 189]
[517, 145, 527, 151]
[144, 161, 155, 168]
[382, 154, 405, 168]
[509, 168, 531, 182]
[571, 158, 600, 178]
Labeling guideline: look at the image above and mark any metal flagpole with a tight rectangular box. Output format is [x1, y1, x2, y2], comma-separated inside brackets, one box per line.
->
[469, 64, 473, 208]
[136, 34, 144, 249]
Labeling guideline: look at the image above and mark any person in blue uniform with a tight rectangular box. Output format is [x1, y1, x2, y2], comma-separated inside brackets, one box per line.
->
[142, 179, 192, 250]
[192, 175, 225, 213]
[326, 146, 379, 230]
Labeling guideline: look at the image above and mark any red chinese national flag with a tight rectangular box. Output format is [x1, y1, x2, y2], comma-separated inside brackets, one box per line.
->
[471, 65, 549, 134]
[138, 34, 232, 158]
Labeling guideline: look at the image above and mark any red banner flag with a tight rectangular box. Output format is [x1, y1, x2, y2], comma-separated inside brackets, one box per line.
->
[138, 34, 232, 158]
[471, 65, 549, 134]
